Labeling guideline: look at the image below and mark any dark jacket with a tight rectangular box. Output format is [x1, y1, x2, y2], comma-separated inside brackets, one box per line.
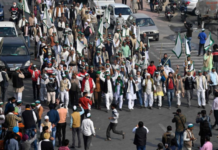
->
[22, 109, 36, 129]
[134, 127, 147, 146]
[184, 77, 195, 90]
[12, 72, 24, 88]
[166, 77, 176, 91]
[46, 81, 57, 92]
[213, 49, 218, 62]
[1, 71, 9, 88]
[47, 109, 60, 126]
[184, 23, 193, 38]
[161, 58, 171, 67]
[105, 42, 113, 57]
[196, 116, 212, 137]
[102, 79, 114, 93]
[4, 102, 14, 115]
[172, 114, 186, 132]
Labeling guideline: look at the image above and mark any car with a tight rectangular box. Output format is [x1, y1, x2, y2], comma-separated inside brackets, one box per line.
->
[0, 3, 4, 21]
[108, 3, 132, 25]
[89, 0, 115, 16]
[126, 13, 159, 41]
[0, 37, 33, 76]
[0, 21, 18, 37]
[181, 0, 197, 13]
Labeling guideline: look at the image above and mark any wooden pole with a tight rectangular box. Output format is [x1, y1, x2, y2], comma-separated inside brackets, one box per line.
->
[163, 55, 172, 66]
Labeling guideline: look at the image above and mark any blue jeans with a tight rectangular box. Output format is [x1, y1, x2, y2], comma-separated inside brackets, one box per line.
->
[24, 36, 30, 47]
[51, 127, 56, 146]
[25, 128, 37, 150]
[137, 145, 146, 150]
[85, 36, 90, 43]
[187, 37, 192, 51]
[150, 3, 154, 11]
[175, 131, 184, 150]
[137, 89, 143, 106]
[167, 89, 174, 107]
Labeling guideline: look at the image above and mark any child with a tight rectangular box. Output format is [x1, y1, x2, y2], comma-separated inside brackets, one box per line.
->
[58, 139, 70, 150]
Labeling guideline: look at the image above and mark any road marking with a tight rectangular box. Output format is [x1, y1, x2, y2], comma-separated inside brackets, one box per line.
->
[159, 123, 167, 132]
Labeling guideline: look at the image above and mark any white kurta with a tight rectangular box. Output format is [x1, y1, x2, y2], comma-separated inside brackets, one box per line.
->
[126, 81, 137, 100]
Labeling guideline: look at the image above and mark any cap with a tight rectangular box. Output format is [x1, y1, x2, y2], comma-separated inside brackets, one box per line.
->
[44, 115, 49, 119]
[35, 100, 40, 104]
[87, 113, 91, 118]
[198, 70, 202, 73]
[188, 123, 194, 128]
[62, 74, 66, 78]
[0, 102, 3, 105]
[202, 28, 205, 31]
[17, 100, 22, 104]
[31, 103, 36, 106]
[73, 105, 77, 111]
[85, 73, 89, 76]
[15, 67, 19, 70]
[33, 65, 36, 67]
[96, 71, 101, 74]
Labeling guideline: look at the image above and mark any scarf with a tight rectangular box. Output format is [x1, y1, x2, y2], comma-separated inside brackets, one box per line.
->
[96, 55, 102, 63]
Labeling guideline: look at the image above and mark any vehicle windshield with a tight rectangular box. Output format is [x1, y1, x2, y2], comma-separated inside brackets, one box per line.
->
[115, 7, 131, 15]
[0, 27, 17, 37]
[0, 45, 28, 55]
[136, 18, 155, 27]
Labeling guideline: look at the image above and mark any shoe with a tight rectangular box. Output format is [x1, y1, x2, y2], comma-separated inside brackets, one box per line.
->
[122, 132, 125, 139]
[106, 138, 111, 141]
[202, 106, 205, 109]
[150, 107, 152, 110]
[119, 108, 122, 111]
[198, 106, 201, 108]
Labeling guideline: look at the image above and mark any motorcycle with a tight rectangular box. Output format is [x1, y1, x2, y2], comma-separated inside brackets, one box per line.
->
[154, 1, 163, 14]
[180, 3, 187, 22]
[165, 4, 173, 21]
[9, 7, 18, 24]
[170, 2, 177, 14]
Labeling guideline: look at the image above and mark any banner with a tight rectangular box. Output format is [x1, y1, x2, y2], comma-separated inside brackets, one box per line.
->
[77, 38, 85, 54]
[172, 33, 182, 59]
[204, 32, 214, 51]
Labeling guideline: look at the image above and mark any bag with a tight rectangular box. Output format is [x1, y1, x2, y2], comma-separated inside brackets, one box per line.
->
[200, 117, 211, 136]
[166, 134, 177, 147]
[84, 26, 90, 36]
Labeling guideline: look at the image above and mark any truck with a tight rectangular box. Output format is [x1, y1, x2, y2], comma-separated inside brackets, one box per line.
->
[195, 0, 218, 28]
[89, 0, 115, 16]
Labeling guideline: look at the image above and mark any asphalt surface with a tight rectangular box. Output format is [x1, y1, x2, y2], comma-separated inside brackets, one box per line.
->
[1, 0, 218, 150]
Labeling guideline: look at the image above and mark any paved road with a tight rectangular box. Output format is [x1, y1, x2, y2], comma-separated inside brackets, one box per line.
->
[1, 0, 218, 150]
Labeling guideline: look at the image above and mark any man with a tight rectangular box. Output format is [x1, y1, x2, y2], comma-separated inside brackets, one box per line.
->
[81, 73, 96, 99]
[133, 121, 148, 150]
[54, 3, 64, 19]
[70, 73, 81, 106]
[140, 33, 148, 51]
[183, 124, 196, 150]
[12, 67, 25, 101]
[213, 44, 218, 72]
[122, 41, 131, 59]
[4, 97, 16, 115]
[93, 71, 103, 109]
[116, 13, 125, 27]
[35, 100, 43, 128]
[196, 110, 212, 146]
[209, 67, 218, 98]
[46, 77, 57, 105]
[81, 113, 95, 150]
[79, 92, 93, 120]
[5, 107, 22, 131]
[198, 28, 207, 56]
[1, 67, 9, 102]
[131, 0, 138, 13]
[184, 21, 193, 51]
[162, 126, 175, 147]
[23, 22, 31, 48]
[183, 71, 195, 107]
[166, 72, 176, 109]
[150, 0, 154, 11]
[47, 104, 60, 146]
[183, 55, 194, 75]
[161, 53, 171, 67]
[90, 11, 97, 34]
[172, 109, 186, 150]
[28, 63, 41, 100]
[106, 104, 125, 141]
[138, 0, 143, 10]
[70, 104, 84, 148]
[114, 76, 125, 111]
[147, 61, 156, 77]
[60, 75, 71, 108]
[142, 74, 156, 109]
[122, 0, 127, 4]
[135, 71, 143, 108]
[175, 74, 185, 108]
[196, 70, 207, 108]
[22, 104, 37, 150]
[57, 104, 68, 146]
[18, 16, 27, 31]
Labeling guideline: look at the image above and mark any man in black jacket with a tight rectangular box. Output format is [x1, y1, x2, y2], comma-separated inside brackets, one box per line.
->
[1, 67, 9, 102]
[212, 44, 218, 72]
[105, 39, 113, 61]
[133, 121, 148, 150]
[22, 104, 37, 150]
[184, 21, 193, 51]
[183, 71, 195, 107]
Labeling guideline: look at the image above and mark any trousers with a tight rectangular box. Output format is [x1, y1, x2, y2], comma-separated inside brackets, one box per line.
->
[186, 89, 193, 106]
[197, 90, 206, 106]
[57, 122, 66, 145]
[198, 44, 205, 55]
[83, 135, 92, 150]
[14, 92, 22, 101]
[39, 55, 44, 70]
[155, 95, 162, 107]
[94, 91, 102, 108]
[105, 93, 113, 110]
[144, 92, 153, 107]
[128, 99, 135, 109]
[176, 93, 181, 106]
[40, 87, 47, 101]
[72, 127, 81, 147]
[1, 87, 8, 102]
[70, 91, 79, 106]
[115, 95, 123, 109]
[32, 81, 39, 100]
[60, 90, 69, 107]
[106, 123, 123, 138]
[47, 92, 56, 104]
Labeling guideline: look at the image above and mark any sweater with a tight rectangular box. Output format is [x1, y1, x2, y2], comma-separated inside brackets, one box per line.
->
[5, 113, 22, 131]
[22, 109, 37, 129]
[20, 134, 37, 150]
[71, 112, 81, 128]
[38, 139, 54, 150]
[133, 127, 147, 146]
[79, 97, 92, 110]
[57, 108, 67, 123]
[47, 109, 60, 126]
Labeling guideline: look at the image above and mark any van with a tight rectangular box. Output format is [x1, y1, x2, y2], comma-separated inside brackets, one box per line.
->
[108, 3, 132, 25]
[89, 0, 115, 16]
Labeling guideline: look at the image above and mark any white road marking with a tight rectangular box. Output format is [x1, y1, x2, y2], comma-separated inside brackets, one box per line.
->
[159, 123, 167, 132]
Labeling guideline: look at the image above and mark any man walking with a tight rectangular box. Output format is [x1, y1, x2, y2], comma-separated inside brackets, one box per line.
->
[183, 71, 195, 107]
[70, 73, 81, 107]
[166, 72, 176, 109]
[184, 22, 193, 51]
[198, 28, 207, 56]
[1, 67, 9, 102]
[81, 113, 96, 150]
[133, 121, 148, 150]
[172, 109, 186, 150]
[183, 124, 196, 150]
[106, 104, 125, 141]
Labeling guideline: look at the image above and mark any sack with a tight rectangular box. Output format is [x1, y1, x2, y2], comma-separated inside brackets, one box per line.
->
[84, 26, 90, 36]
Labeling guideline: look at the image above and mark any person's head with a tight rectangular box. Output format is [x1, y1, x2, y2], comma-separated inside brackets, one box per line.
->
[168, 72, 173, 78]
[13, 2, 16, 7]
[205, 136, 210, 142]
[198, 70, 202, 76]
[44, 115, 49, 122]
[119, 13, 122, 17]
[208, 49, 212, 55]
[167, 125, 172, 131]
[17, 100, 22, 106]
[86, 113, 91, 118]
[10, 97, 16, 103]
[138, 121, 144, 128]
[201, 110, 206, 117]
[25, 104, 30, 109]
[143, 33, 146, 37]
[137, 70, 141, 76]
[202, 28, 205, 32]
[85, 73, 89, 80]
[157, 143, 163, 149]
[176, 109, 181, 114]
[164, 53, 167, 58]
[187, 123, 194, 131]
[212, 67, 216, 72]
[43, 133, 50, 139]
[150, 61, 154, 66]
[187, 70, 191, 76]
[129, 75, 133, 80]
[177, 74, 181, 79]
[215, 91, 218, 97]
[213, 44, 218, 51]
[35, 100, 40, 106]
[12, 126, 19, 134]
[22, 134, 29, 141]
[43, 126, 48, 132]
[187, 55, 191, 61]
[106, 74, 110, 80]
[155, 72, 159, 78]
[111, 103, 117, 110]
[63, 139, 69, 146]
[49, 103, 55, 110]
[147, 74, 151, 79]
[83, 92, 88, 97]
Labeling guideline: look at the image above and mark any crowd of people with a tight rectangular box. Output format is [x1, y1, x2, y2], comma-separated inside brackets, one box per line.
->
[1, 0, 218, 149]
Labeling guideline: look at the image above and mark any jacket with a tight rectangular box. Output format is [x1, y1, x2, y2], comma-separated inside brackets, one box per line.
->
[213, 49, 218, 62]
[12, 72, 24, 88]
[133, 127, 147, 146]
[161, 58, 171, 67]
[175, 79, 184, 93]
[172, 114, 186, 132]
[47, 109, 60, 126]
[166, 77, 176, 91]
[1, 71, 9, 88]
[195, 75, 207, 90]
[184, 23, 193, 38]
[28, 66, 41, 82]
[184, 76, 195, 90]
[79, 97, 93, 110]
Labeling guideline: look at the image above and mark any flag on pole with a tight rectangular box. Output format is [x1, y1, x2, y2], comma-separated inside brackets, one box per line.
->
[122, 28, 126, 37]
[135, 26, 141, 50]
[42, 7, 52, 29]
[147, 39, 150, 48]
[184, 36, 191, 55]
[23, 0, 30, 14]
[64, 35, 70, 47]
[172, 33, 182, 59]
[77, 38, 85, 54]
[98, 19, 104, 42]
[204, 32, 214, 51]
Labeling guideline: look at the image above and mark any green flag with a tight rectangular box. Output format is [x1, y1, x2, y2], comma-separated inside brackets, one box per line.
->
[172, 33, 182, 59]
[204, 32, 214, 51]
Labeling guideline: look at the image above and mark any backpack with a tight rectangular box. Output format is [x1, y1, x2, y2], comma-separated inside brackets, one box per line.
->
[166, 134, 177, 147]
[84, 26, 90, 36]
[200, 116, 212, 136]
